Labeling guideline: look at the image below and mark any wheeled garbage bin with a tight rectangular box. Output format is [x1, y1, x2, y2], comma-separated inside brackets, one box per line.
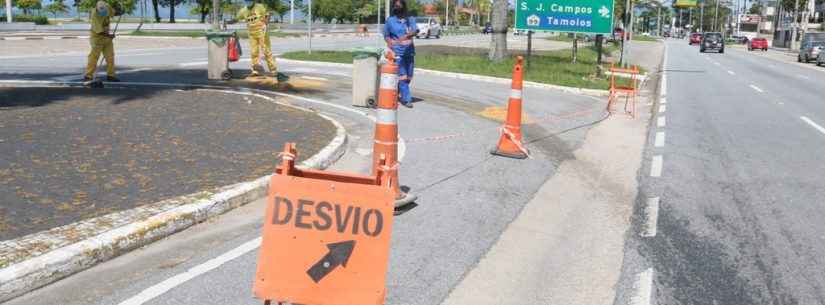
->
[351, 47, 383, 108]
[206, 30, 236, 81]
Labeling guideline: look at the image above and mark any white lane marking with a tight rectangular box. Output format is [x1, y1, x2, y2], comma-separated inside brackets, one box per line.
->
[650, 155, 663, 177]
[117, 237, 262, 305]
[120, 52, 164, 57]
[300, 76, 329, 81]
[657, 116, 666, 127]
[642, 197, 660, 237]
[659, 74, 667, 98]
[778, 101, 785, 105]
[801, 116, 825, 135]
[178, 61, 208, 67]
[654, 132, 665, 147]
[727, 70, 735, 75]
[630, 268, 654, 305]
[797, 74, 810, 80]
[660, 98, 667, 104]
[659, 105, 666, 113]
[713, 62, 720, 66]
[749, 84, 764, 93]
[50, 68, 152, 81]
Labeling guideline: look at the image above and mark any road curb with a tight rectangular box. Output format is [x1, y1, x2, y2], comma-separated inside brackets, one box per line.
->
[0, 84, 348, 303]
[277, 58, 610, 97]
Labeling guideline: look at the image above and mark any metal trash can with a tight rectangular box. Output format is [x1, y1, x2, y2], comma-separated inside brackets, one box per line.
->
[351, 47, 382, 108]
[206, 30, 236, 81]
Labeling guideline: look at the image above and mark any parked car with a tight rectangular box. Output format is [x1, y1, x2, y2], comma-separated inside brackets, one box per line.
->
[817, 51, 825, 66]
[798, 40, 825, 63]
[689, 32, 703, 45]
[700, 32, 724, 53]
[482, 22, 493, 34]
[416, 17, 442, 39]
[748, 37, 768, 51]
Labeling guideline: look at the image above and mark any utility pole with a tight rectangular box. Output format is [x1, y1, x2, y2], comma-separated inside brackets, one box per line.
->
[714, 0, 719, 31]
[211, 0, 220, 29]
[658, 4, 662, 36]
[700, 2, 704, 32]
[6, 0, 12, 23]
[386, 0, 390, 23]
[377, 0, 381, 35]
[308, 0, 312, 54]
[446, 0, 450, 29]
[791, 0, 800, 49]
[620, 0, 632, 67]
[290, 0, 294, 24]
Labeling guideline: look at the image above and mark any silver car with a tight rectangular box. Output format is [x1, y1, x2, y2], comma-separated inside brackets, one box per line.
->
[798, 33, 825, 63]
[817, 51, 825, 67]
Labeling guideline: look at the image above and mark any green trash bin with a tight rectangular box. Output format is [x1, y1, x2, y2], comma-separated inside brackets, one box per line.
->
[206, 30, 237, 81]
[351, 47, 383, 108]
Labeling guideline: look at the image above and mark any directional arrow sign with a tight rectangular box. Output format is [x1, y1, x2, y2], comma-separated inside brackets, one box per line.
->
[253, 170, 395, 305]
[307, 240, 356, 283]
[515, 0, 615, 34]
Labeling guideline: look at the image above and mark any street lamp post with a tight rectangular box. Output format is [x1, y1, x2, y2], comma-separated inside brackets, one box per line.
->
[308, 0, 312, 54]
[446, 0, 450, 29]
[290, 0, 294, 24]
[5, 0, 12, 23]
[700, 2, 704, 32]
[791, 0, 800, 50]
[714, 0, 719, 31]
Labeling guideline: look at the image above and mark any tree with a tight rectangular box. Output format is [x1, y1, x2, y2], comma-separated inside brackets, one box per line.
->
[262, 0, 288, 22]
[189, 0, 211, 23]
[152, 0, 160, 22]
[748, 2, 763, 14]
[45, 0, 70, 17]
[76, 0, 137, 15]
[159, 0, 184, 23]
[488, 0, 507, 61]
[15, 0, 42, 15]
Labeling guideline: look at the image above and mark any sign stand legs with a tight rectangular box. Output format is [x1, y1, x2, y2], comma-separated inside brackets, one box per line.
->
[526, 31, 533, 69]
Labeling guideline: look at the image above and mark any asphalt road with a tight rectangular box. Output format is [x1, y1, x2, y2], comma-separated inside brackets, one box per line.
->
[1, 33, 614, 305]
[614, 39, 825, 305]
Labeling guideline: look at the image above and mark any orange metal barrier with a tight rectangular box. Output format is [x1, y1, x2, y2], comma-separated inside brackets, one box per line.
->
[607, 64, 640, 118]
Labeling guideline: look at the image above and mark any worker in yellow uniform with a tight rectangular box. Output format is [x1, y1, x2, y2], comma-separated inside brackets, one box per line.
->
[84, 1, 120, 82]
[237, 0, 277, 76]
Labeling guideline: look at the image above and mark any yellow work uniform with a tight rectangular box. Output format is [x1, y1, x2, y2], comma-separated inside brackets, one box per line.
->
[85, 3, 115, 78]
[237, 3, 277, 73]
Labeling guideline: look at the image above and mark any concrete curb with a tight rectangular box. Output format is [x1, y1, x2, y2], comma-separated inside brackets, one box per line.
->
[0, 32, 376, 41]
[0, 36, 84, 40]
[277, 58, 611, 97]
[0, 84, 349, 303]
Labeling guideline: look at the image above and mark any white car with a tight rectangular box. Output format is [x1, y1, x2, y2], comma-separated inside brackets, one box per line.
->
[416, 17, 442, 39]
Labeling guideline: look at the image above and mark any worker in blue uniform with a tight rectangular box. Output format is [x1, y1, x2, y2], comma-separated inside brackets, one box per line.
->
[383, 0, 418, 108]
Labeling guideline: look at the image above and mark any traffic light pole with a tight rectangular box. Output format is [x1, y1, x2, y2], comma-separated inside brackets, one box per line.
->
[5, 0, 12, 23]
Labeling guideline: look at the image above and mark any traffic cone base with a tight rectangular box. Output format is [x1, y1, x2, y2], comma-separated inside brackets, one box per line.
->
[490, 147, 528, 159]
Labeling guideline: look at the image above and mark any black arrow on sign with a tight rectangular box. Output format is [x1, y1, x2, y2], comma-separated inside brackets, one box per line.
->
[306, 240, 356, 283]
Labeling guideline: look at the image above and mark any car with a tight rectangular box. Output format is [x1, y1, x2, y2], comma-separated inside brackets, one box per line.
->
[817, 51, 825, 66]
[415, 17, 442, 39]
[798, 40, 825, 63]
[689, 33, 702, 45]
[482, 22, 493, 34]
[748, 37, 768, 51]
[700, 32, 724, 53]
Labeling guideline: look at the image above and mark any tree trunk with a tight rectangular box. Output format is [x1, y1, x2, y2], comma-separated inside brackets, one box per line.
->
[488, 0, 508, 61]
[572, 34, 578, 63]
[170, 3, 175, 23]
[152, 0, 161, 22]
[201, 9, 207, 23]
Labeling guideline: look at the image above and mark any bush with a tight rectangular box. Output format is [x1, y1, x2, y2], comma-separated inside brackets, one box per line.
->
[0, 15, 49, 24]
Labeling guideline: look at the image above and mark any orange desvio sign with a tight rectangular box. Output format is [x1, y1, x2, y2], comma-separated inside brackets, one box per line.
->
[253, 151, 395, 305]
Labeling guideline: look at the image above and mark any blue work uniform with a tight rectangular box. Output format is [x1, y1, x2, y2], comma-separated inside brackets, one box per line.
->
[384, 15, 417, 105]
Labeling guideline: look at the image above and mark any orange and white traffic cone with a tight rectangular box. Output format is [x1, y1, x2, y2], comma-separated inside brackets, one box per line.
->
[373, 51, 417, 207]
[491, 56, 530, 159]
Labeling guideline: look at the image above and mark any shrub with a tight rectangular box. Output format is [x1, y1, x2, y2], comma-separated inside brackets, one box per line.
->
[0, 15, 49, 25]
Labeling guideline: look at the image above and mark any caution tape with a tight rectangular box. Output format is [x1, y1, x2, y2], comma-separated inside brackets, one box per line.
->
[499, 126, 531, 158]
[404, 107, 601, 145]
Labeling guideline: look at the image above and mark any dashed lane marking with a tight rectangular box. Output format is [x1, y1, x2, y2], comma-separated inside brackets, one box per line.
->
[659, 105, 666, 113]
[657, 116, 666, 127]
[630, 268, 654, 305]
[727, 70, 735, 75]
[650, 155, 663, 177]
[654, 132, 665, 147]
[801, 116, 825, 135]
[749, 84, 764, 93]
[117, 237, 262, 305]
[641, 197, 660, 237]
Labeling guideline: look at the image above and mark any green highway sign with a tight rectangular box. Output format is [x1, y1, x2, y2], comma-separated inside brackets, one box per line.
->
[515, 0, 615, 34]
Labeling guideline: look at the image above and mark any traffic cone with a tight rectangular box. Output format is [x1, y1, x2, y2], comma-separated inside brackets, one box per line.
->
[373, 51, 417, 207]
[491, 56, 529, 159]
